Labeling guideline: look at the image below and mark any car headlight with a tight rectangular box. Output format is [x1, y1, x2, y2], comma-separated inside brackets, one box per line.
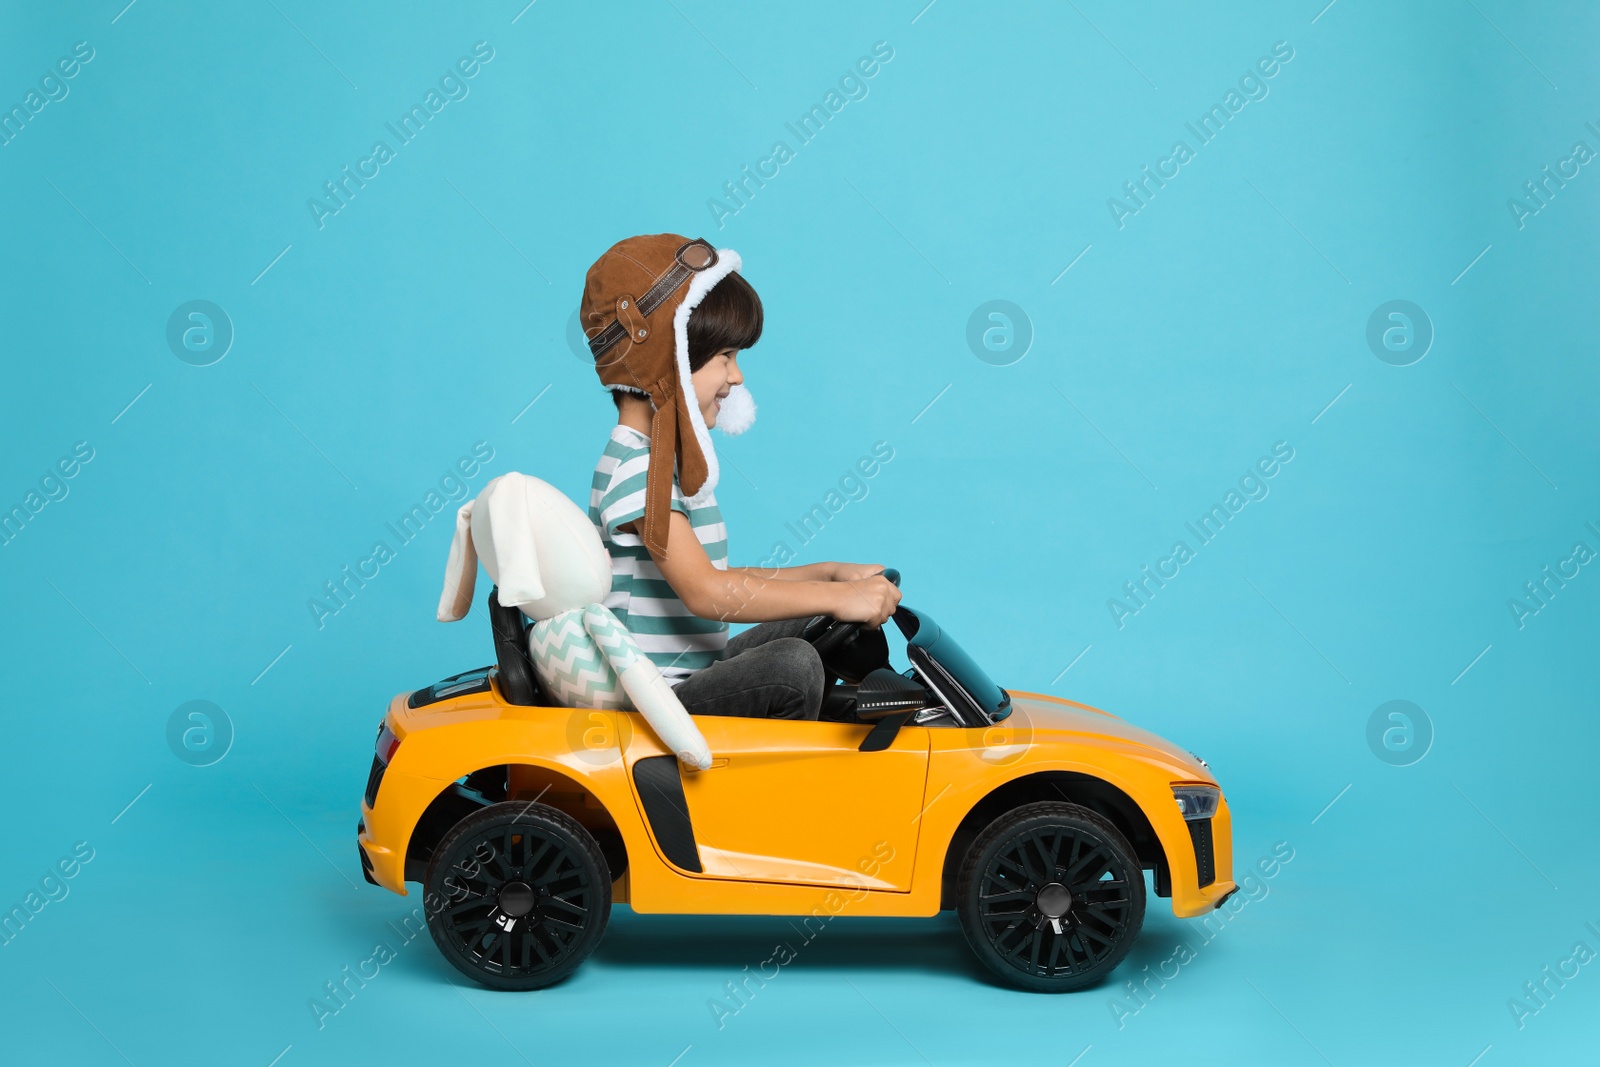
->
[1171, 784, 1220, 821]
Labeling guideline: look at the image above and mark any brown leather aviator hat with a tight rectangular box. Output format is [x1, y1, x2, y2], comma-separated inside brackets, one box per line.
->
[580, 233, 743, 557]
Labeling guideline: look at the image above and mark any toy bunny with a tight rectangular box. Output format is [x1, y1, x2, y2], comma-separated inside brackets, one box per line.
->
[435, 472, 713, 771]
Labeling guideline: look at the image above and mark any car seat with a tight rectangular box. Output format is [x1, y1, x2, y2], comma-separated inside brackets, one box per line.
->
[487, 584, 546, 707]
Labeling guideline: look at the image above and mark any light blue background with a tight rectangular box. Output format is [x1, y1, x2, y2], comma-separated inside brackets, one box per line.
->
[1, 1, 1596, 1064]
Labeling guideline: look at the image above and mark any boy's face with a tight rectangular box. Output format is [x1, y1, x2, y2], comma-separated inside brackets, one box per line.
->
[691, 348, 742, 429]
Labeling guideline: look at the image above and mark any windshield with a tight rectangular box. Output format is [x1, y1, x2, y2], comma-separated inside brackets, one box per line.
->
[893, 608, 1011, 723]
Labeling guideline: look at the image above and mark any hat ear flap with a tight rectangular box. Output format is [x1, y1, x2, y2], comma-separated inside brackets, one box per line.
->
[483, 473, 547, 610]
[674, 386, 708, 495]
[437, 501, 478, 622]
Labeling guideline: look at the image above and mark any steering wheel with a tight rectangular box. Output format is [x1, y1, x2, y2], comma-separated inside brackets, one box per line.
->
[801, 567, 900, 660]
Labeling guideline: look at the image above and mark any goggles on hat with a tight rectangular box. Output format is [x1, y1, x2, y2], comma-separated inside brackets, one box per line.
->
[587, 238, 719, 363]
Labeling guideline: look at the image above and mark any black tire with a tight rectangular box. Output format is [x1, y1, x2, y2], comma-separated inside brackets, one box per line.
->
[957, 801, 1145, 992]
[423, 801, 611, 991]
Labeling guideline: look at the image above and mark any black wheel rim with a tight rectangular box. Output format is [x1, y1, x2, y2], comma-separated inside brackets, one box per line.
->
[976, 825, 1134, 980]
[436, 820, 597, 980]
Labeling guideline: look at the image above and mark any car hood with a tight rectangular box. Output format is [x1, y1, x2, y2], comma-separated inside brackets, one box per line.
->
[1003, 691, 1212, 779]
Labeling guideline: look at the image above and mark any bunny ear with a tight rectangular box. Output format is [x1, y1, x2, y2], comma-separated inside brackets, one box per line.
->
[484, 473, 546, 610]
[437, 501, 478, 622]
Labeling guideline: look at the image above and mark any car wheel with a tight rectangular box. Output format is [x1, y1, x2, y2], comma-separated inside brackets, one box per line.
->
[957, 801, 1145, 992]
[424, 801, 611, 990]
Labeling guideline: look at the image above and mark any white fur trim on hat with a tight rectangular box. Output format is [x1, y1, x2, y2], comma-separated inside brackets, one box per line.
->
[714, 383, 756, 435]
[672, 247, 741, 505]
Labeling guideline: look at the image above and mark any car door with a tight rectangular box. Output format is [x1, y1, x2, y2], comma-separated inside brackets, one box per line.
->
[627, 716, 930, 891]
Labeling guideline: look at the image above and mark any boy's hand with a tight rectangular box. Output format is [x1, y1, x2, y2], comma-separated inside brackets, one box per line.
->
[831, 575, 902, 628]
[830, 562, 887, 582]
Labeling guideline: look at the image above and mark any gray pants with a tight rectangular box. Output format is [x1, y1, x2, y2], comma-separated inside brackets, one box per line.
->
[670, 617, 825, 720]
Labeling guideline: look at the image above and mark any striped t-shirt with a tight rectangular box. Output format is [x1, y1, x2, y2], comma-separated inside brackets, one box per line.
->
[589, 424, 729, 681]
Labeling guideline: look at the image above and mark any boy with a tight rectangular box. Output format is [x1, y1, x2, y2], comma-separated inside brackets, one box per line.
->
[581, 234, 900, 720]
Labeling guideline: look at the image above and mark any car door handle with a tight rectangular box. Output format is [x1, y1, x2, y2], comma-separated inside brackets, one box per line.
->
[690, 758, 730, 771]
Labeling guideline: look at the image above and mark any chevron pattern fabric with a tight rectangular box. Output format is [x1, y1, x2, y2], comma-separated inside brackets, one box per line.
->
[529, 607, 630, 710]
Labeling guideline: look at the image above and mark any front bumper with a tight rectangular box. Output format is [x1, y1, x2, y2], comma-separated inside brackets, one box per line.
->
[1168, 794, 1236, 917]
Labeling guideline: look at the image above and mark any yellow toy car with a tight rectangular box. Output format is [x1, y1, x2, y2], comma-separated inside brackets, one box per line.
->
[357, 571, 1236, 993]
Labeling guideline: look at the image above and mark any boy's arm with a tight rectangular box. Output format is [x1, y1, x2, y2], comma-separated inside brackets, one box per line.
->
[625, 512, 899, 625]
[731, 561, 885, 583]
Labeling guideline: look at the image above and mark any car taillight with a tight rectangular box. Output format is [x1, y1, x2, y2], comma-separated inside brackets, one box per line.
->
[375, 721, 400, 765]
